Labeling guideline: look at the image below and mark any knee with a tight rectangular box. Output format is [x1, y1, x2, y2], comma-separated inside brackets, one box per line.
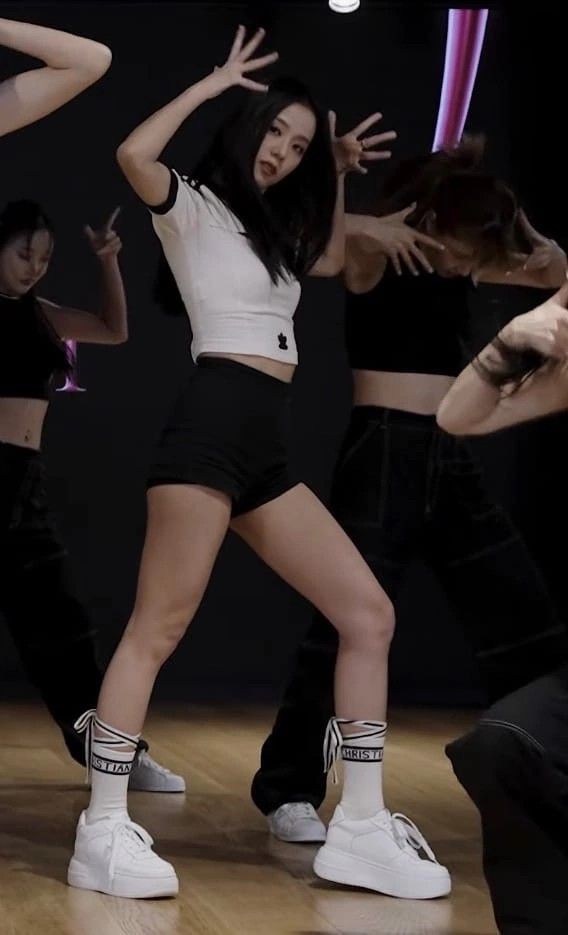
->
[339, 587, 395, 656]
[124, 601, 194, 668]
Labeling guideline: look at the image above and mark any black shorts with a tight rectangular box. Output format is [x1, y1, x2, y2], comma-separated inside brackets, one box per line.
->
[147, 357, 297, 517]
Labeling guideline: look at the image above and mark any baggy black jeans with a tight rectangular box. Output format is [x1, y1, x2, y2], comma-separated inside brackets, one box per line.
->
[0, 441, 147, 765]
[251, 407, 567, 814]
[446, 667, 568, 934]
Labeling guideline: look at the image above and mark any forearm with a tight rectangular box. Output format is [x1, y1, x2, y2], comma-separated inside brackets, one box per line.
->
[326, 172, 346, 266]
[96, 258, 128, 342]
[436, 339, 511, 434]
[0, 17, 111, 71]
[0, 18, 111, 136]
[345, 212, 390, 256]
[543, 242, 568, 288]
[117, 72, 224, 165]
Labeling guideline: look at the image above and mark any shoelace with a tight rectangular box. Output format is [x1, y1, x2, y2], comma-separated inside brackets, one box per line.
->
[74, 709, 96, 784]
[390, 812, 439, 864]
[74, 709, 139, 784]
[285, 802, 317, 820]
[135, 750, 171, 776]
[323, 718, 387, 784]
[108, 820, 155, 883]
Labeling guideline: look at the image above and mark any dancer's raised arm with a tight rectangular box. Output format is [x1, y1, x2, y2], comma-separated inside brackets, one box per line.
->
[0, 16, 111, 137]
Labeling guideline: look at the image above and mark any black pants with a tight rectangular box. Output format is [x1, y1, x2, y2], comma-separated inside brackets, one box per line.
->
[0, 441, 146, 766]
[446, 668, 568, 934]
[251, 407, 566, 814]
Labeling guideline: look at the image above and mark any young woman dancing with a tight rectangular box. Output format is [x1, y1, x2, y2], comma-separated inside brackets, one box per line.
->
[0, 200, 184, 792]
[439, 283, 568, 935]
[66, 25, 451, 902]
[251, 138, 568, 848]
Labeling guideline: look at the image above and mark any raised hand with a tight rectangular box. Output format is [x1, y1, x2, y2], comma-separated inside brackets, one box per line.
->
[503, 209, 561, 275]
[331, 111, 396, 176]
[85, 206, 122, 260]
[212, 25, 279, 93]
[501, 280, 568, 359]
[350, 204, 445, 275]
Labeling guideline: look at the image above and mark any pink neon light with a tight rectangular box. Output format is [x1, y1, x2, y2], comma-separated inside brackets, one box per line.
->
[56, 340, 86, 393]
[433, 8, 489, 150]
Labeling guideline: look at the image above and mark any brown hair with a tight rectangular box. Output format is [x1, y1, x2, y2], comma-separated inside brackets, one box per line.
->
[377, 136, 528, 265]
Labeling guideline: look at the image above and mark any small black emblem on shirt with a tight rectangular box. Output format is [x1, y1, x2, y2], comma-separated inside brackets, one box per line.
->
[278, 333, 288, 350]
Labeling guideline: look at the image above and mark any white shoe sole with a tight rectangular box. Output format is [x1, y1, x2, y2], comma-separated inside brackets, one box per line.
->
[313, 845, 451, 900]
[271, 827, 327, 844]
[128, 780, 186, 794]
[67, 858, 179, 899]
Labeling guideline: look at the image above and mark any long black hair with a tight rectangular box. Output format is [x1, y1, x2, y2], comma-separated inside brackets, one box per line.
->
[155, 76, 337, 315]
[377, 135, 530, 267]
[0, 199, 71, 374]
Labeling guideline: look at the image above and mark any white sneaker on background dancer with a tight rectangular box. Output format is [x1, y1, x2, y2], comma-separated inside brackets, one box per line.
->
[268, 802, 327, 843]
[67, 711, 178, 899]
[312, 719, 451, 899]
[129, 750, 186, 793]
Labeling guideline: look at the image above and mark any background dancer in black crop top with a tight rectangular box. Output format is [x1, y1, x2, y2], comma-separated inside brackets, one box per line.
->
[1, 12, 182, 795]
[0, 200, 184, 793]
[251, 136, 568, 845]
[67, 25, 453, 903]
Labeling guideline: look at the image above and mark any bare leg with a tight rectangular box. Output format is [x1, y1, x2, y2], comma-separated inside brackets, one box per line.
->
[68, 484, 232, 898]
[232, 483, 393, 721]
[98, 484, 231, 733]
[233, 484, 451, 899]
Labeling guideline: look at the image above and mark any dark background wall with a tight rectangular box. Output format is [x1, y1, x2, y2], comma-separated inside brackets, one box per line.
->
[1, 2, 566, 706]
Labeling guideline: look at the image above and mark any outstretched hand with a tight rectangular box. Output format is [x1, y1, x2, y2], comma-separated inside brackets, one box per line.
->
[350, 204, 445, 275]
[85, 206, 122, 260]
[212, 25, 279, 93]
[330, 111, 396, 176]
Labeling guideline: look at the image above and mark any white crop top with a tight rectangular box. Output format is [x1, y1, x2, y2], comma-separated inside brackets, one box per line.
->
[149, 169, 302, 364]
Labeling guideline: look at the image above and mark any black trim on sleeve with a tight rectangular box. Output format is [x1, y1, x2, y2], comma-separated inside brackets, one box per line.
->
[147, 168, 179, 215]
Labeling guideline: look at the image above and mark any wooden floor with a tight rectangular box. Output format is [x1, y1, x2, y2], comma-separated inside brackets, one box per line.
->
[0, 702, 497, 935]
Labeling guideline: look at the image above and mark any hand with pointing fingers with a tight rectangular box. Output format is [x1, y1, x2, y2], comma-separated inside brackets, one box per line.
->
[85, 206, 122, 261]
[350, 203, 445, 275]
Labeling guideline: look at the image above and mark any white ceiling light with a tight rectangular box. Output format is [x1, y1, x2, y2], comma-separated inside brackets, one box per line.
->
[329, 0, 361, 12]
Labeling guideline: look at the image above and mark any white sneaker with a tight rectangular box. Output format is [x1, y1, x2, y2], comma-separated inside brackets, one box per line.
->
[129, 750, 186, 793]
[313, 805, 451, 899]
[268, 802, 327, 843]
[68, 810, 179, 898]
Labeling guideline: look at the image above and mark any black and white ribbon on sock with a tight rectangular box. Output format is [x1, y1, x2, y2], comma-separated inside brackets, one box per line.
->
[323, 717, 387, 784]
[74, 709, 140, 784]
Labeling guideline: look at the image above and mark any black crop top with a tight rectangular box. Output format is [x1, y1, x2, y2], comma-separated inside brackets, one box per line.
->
[345, 263, 471, 377]
[0, 292, 69, 400]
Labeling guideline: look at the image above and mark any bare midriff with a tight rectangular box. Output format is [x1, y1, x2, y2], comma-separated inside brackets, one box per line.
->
[352, 370, 455, 416]
[0, 398, 48, 449]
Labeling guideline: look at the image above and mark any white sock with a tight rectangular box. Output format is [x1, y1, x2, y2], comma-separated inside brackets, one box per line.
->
[325, 718, 387, 820]
[75, 710, 139, 824]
